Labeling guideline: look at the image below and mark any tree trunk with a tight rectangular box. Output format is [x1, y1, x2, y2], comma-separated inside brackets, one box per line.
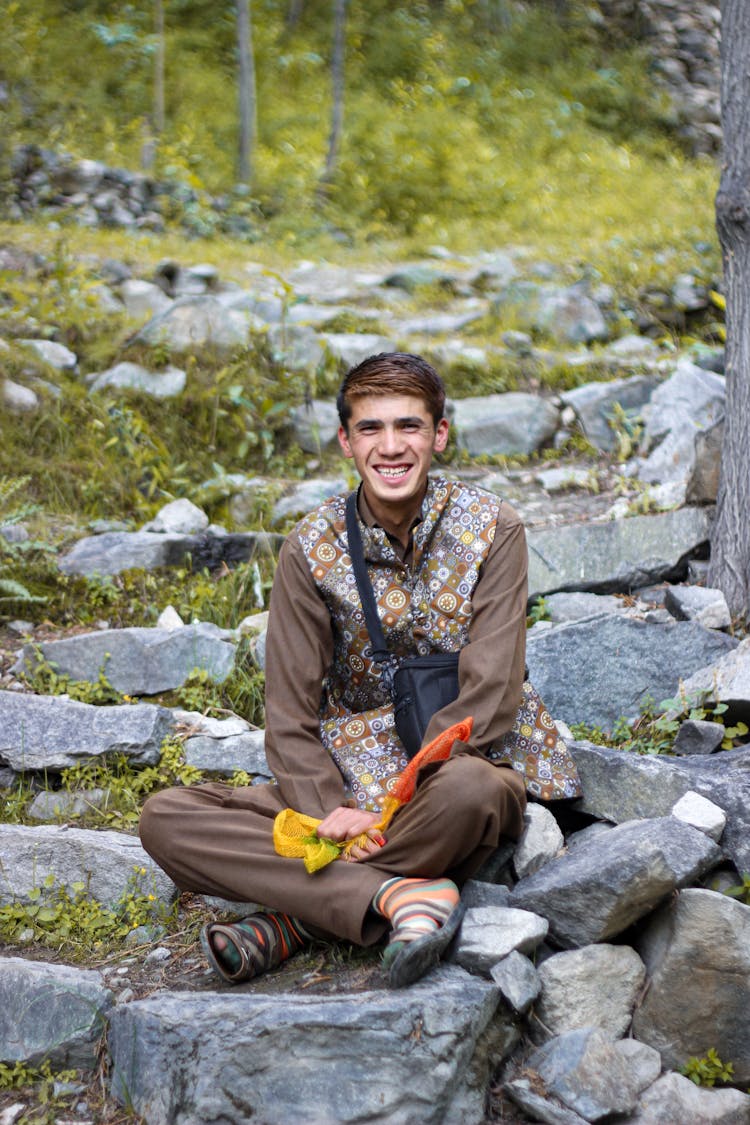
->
[236, 0, 257, 185]
[318, 0, 346, 196]
[709, 0, 750, 619]
[154, 0, 165, 137]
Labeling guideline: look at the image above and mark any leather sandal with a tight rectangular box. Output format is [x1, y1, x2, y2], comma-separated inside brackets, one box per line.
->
[383, 899, 465, 989]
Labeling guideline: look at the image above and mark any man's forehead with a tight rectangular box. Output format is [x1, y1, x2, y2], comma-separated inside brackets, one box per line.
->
[348, 393, 431, 424]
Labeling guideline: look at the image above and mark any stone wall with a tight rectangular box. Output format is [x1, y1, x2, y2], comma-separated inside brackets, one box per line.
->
[596, 0, 721, 154]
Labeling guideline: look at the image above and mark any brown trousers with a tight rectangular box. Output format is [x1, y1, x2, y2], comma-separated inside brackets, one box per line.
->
[139, 753, 526, 946]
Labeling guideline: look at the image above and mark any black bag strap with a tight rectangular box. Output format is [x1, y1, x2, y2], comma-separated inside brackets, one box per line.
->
[345, 490, 393, 668]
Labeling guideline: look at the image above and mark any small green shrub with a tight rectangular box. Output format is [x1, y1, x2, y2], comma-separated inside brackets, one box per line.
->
[0, 868, 175, 958]
[681, 1048, 735, 1088]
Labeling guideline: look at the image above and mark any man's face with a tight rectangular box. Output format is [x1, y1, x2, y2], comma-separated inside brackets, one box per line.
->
[338, 394, 449, 523]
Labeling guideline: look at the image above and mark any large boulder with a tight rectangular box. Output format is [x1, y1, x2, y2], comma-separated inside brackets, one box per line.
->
[562, 374, 657, 452]
[633, 889, 750, 1085]
[452, 393, 560, 456]
[526, 614, 737, 730]
[509, 816, 721, 948]
[109, 966, 516, 1125]
[0, 958, 113, 1069]
[635, 360, 725, 486]
[132, 295, 259, 352]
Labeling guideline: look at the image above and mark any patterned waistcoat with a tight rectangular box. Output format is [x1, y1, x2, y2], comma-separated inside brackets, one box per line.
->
[296, 477, 499, 811]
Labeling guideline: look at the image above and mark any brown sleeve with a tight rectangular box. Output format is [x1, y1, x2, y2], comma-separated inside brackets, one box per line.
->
[263, 532, 348, 818]
[422, 501, 528, 752]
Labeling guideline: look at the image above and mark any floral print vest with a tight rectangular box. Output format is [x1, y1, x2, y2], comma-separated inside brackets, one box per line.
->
[296, 477, 499, 811]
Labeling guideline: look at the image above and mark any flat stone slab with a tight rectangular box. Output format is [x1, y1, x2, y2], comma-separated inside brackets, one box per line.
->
[109, 966, 515, 1125]
[0, 824, 177, 909]
[14, 622, 236, 696]
[526, 507, 712, 598]
[0, 690, 172, 771]
[58, 529, 283, 577]
[0, 957, 113, 1069]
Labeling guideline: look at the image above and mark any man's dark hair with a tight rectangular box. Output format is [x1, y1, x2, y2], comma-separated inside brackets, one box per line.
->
[336, 352, 447, 430]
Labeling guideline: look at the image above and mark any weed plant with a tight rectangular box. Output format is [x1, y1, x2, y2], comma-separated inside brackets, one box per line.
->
[571, 689, 750, 756]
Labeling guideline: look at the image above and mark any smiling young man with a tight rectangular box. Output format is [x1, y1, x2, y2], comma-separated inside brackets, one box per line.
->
[140, 352, 551, 987]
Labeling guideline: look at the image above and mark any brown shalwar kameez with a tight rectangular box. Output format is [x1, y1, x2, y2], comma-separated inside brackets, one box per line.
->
[139, 491, 528, 945]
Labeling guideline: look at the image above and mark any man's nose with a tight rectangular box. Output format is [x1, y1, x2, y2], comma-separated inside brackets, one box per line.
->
[378, 426, 404, 455]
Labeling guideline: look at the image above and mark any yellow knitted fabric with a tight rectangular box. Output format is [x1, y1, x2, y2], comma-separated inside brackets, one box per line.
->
[273, 717, 473, 874]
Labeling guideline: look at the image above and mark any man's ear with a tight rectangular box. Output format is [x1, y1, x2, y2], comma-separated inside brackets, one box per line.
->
[433, 417, 450, 453]
[338, 425, 353, 458]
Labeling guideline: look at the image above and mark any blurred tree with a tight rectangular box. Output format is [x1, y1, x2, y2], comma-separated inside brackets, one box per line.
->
[318, 0, 346, 197]
[236, 0, 257, 184]
[709, 0, 750, 618]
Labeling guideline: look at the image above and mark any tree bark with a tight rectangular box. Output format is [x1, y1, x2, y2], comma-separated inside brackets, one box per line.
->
[709, 0, 750, 619]
[236, 0, 257, 186]
[154, 0, 165, 137]
[318, 0, 346, 196]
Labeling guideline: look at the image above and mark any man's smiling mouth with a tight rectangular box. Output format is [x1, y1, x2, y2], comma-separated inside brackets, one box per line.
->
[375, 466, 411, 479]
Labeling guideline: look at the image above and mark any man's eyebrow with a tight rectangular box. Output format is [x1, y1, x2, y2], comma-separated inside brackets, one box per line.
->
[352, 415, 427, 430]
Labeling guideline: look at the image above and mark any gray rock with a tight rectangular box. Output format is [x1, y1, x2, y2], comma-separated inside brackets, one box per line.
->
[677, 635, 750, 707]
[633, 889, 750, 1085]
[119, 279, 172, 319]
[535, 287, 608, 345]
[673, 718, 725, 755]
[184, 730, 269, 777]
[266, 322, 325, 371]
[19, 339, 77, 370]
[88, 361, 185, 398]
[561, 375, 657, 452]
[521, 1028, 652, 1120]
[534, 466, 595, 492]
[526, 614, 737, 730]
[58, 528, 283, 577]
[504, 1077, 590, 1125]
[141, 498, 209, 535]
[509, 816, 721, 948]
[14, 622, 235, 696]
[636, 360, 725, 486]
[664, 583, 731, 629]
[671, 790, 726, 840]
[132, 295, 257, 352]
[27, 787, 110, 822]
[543, 592, 625, 623]
[109, 966, 516, 1125]
[686, 417, 723, 503]
[288, 399, 340, 453]
[0, 957, 113, 1069]
[0, 824, 176, 909]
[568, 738, 750, 877]
[536, 945, 646, 1039]
[460, 880, 511, 910]
[452, 393, 560, 456]
[490, 950, 541, 1016]
[271, 477, 349, 525]
[2, 378, 39, 412]
[526, 506, 713, 599]
[321, 332, 394, 367]
[0, 691, 171, 771]
[513, 803, 564, 879]
[620, 1071, 750, 1124]
[452, 906, 548, 975]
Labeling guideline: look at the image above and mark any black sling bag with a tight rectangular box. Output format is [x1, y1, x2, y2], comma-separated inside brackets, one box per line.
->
[345, 491, 460, 759]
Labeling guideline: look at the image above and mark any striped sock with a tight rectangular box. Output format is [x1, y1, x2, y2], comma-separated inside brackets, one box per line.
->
[207, 911, 310, 980]
[373, 877, 460, 945]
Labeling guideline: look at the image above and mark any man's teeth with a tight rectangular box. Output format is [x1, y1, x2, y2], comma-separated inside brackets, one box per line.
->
[378, 466, 409, 478]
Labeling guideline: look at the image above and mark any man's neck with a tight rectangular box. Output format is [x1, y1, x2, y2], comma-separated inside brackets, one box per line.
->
[359, 485, 426, 549]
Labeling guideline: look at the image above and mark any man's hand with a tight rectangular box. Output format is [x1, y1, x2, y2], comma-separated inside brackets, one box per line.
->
[316, 806, 385, 862]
